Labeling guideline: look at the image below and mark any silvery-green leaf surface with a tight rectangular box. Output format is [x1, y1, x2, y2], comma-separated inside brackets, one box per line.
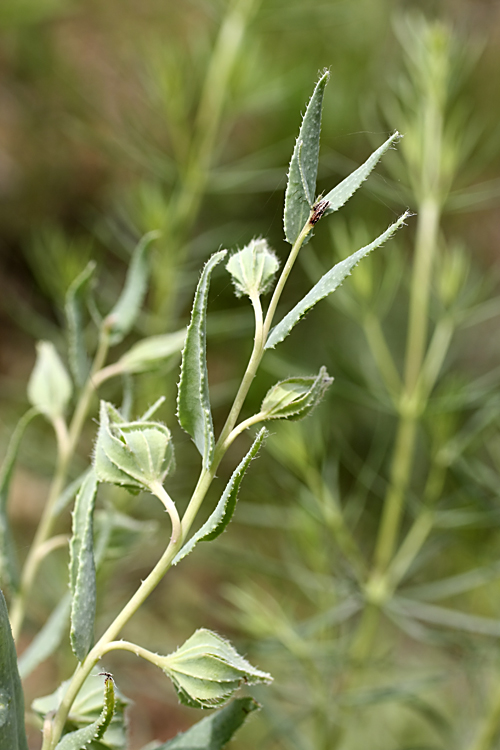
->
[147, 697, 259, 749]
[0, 409, 37, 592]
[177, 251, 226, 469]
[0, 589, 29, 750]
[18, 593, 71, 679]
[27, 341, 73, 420]
[323, 132, 401, 216]
[33, 668, 129, 750]
[69, 470, 98, 662]
[106, 231, 159, 346]
[117, 329, 186, 374]
[54, 676, 115, 750]
[162, 629, 272, 709]
[65, 261, 96, 387]
[284, 70, 329, 245]
[260, 367, 332, 421]
[265, 212, 410, 350]
[173, 429, 267, 566]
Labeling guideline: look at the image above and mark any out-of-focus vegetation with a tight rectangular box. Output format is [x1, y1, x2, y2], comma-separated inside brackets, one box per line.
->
[2, 1, 500, 749]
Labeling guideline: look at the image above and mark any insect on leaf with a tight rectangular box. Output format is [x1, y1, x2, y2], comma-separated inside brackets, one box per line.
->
[0, 589, 29, 750]
[284, 70, 329, 245]
[173, 428, 267, 566]
[65, 261, 96, 388]
[177, 251, 226, 469]
[53, 675, 115, 750]
[265, 212, 410, 350]
[69, 470, 98, 662]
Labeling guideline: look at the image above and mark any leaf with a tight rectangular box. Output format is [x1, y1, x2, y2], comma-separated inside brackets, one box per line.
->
[265, 212, 410, 350]
[105, 231, 160, 346]
[27, 341, 73, 420]
[0, 589, 29, 750]
[65, 261, 97, 388]
[54, 676, 115, 750]
[162, 629, 272, 709]
[117, 329, 186, 374]
[18, 593, 71, 679]
[323, 132, 401, 216]
[69, 471, 98, 662]
[173, 429, 267, 566]
[150, 697, 259, 749]
[0, 409, 38, 592]
[284, 70, 329, 245]
[177, 251, 226, 469]
[260, 367, 332, 421]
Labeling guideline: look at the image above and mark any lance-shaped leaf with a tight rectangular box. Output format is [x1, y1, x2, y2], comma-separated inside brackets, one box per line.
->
[265, 212, 410, 350]
[117, 329, 186, 375]
[65, 261, 96, 388]
[94, 401, 175, 492]
[18, 593, 71, 680]
[54, 676, 115, 750]
[323, 132, 401, 216]
[284, 70, 329, 245]
[260, 367, 332, 421]
[160, 629, 272, 709]
[151, 697, 259, 749]
[33, 668, 129, 750]
[0, 589, 29, 750]
[177, 251, 226, 469]
[173, 429, 267, 566]
[27, 341, 72, 420]
[69, 471, 98, 662]
[0, 409, 37, 592]
[105, 231, 160, 346]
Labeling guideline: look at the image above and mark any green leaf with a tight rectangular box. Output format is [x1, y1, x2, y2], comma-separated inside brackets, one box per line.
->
[54, 676, 115, 750]
[18, 593, 71, 679]
[284, 70, 329, 245]
[69, 471, 98, 662]
[260, 367, 332, 421]
[93, 401, 175, 492]
[177, 251, 226, 469]
[150, 697, 259, 749]
[105, 231, 160, 346]
[161, 629, 272, 709]
[27, 341, 73, 420]
[226, 239, 279, 299]
[173, 429, 267, 566]
[65, 261, 97, 388]
[0, 409, 37, 592]
[0, 589, 29, 750]
[323, 132, 401, 216]
[265, 212, 410, 350]
[33, 668, 130, 750]
[117, 329, 186, 374]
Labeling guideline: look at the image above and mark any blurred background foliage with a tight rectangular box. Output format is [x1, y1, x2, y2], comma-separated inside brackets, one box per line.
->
[2, 0, 500, 748]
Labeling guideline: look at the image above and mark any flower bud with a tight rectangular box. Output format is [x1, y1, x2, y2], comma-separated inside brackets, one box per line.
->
[260, 366, 332, 421]
[226, 238, 279, 299]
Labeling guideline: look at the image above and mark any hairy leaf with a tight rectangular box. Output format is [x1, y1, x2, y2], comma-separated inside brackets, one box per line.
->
[54, 676, 115, 750]
[0, 409, 37, 592]
[151, 698, 259, 749]
[69, 471, 98, 661]
[117, 329, 186, 374]
[173, 429, 267, 566]
[65, 261, 96, 387]
[260, 367, 332, 421]
[106, 231, 159, 346]
[0, 589, 29, 750]
[265, 212, 410, 349]
[18, 593, 71, 680]
[323, 132, 401, 216]
[27, 342, 73, 420]
[177, 251, 226, 469]
[284, 70, 329, 245]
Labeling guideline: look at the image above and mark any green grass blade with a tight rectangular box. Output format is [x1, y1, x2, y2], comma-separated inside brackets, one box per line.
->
[284, 70, 329, 245]
[173, 428, 267, 565]
[323, 132, 401, 215]
[177, 251, 226, 469]
[18, 593, 71, 679]
[0, 589, 29, 750]
[265, 212, 410, 350]
[65, 261, 96, 388]
[69, 471, 98, 662]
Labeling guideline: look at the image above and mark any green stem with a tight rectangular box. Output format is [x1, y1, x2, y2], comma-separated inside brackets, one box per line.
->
[362, 312, 402, 400]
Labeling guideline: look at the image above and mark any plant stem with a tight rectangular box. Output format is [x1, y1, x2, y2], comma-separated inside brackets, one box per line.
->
[9, 332, 110, 640]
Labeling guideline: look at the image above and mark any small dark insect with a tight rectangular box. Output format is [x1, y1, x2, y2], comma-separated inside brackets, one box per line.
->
[98, 671, 115, 683]
[309, 199, 329, 226]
